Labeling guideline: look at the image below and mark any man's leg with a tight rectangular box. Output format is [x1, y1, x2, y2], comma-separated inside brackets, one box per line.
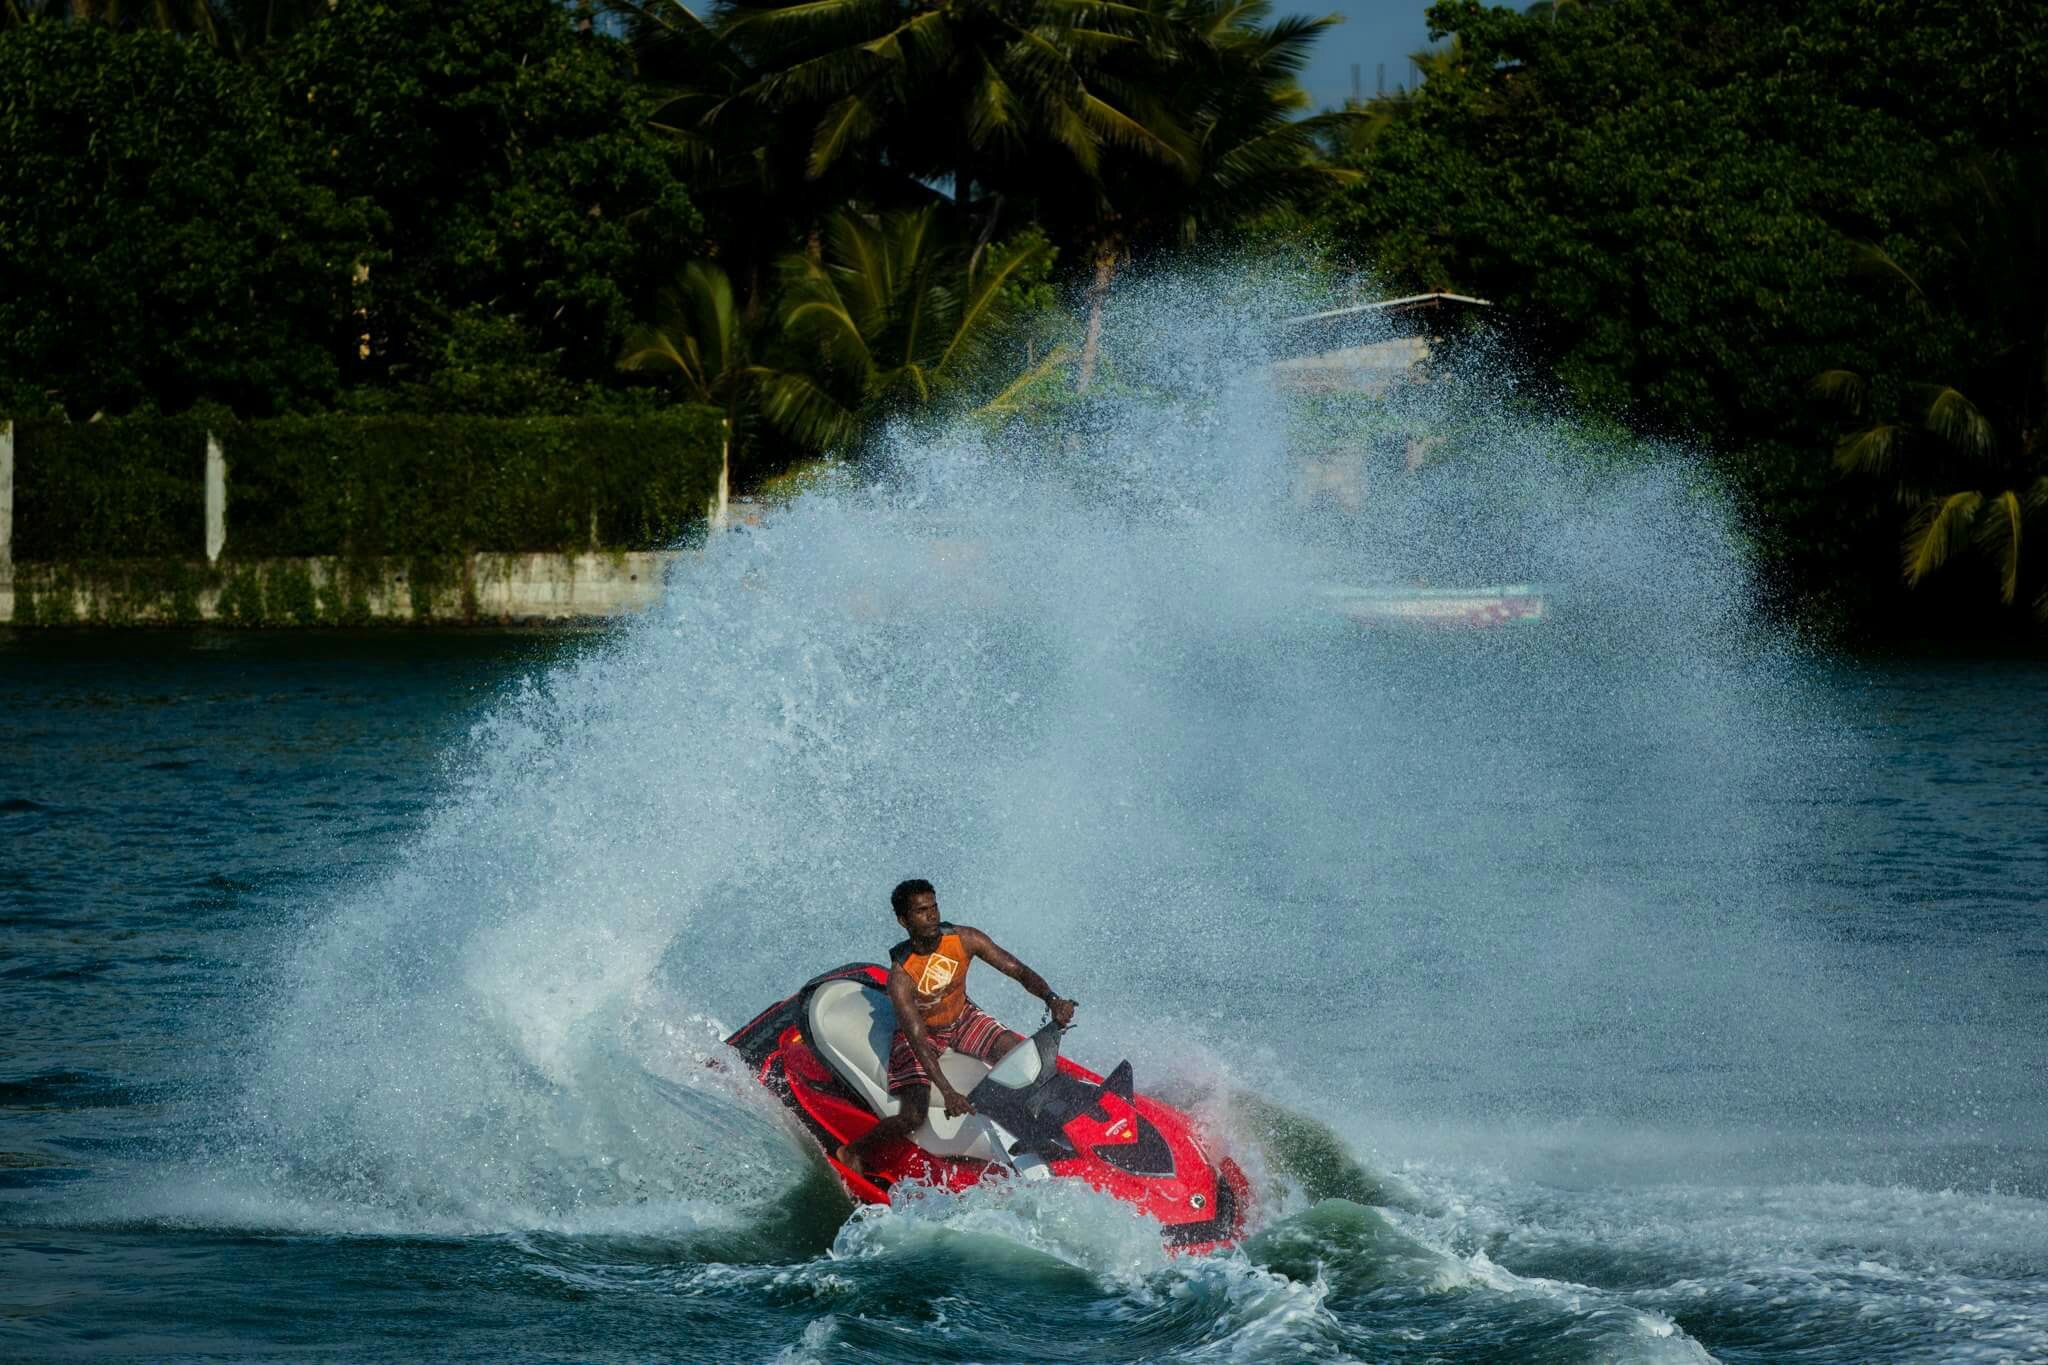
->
[836, 1087, 928, 1174]
[955, 1002, 1025, 1068]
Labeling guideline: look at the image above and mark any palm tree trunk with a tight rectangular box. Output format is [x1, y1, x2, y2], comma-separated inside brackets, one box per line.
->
[1076, 243, 1119, 394]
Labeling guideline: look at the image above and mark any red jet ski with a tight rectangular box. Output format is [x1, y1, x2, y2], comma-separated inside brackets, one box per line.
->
[727, 964, 1252, 1253]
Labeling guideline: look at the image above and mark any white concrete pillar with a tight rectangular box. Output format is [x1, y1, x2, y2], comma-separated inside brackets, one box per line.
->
[204, 430, 225, 564]
[710, 418, 730, 532]
[0, 420, 13, 586]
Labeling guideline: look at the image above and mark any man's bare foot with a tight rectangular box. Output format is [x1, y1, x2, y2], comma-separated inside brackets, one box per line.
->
[834, 1143, 864, 1174]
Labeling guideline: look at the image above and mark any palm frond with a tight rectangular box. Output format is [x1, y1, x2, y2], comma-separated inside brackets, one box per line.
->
[1024, 26, 1139, 57]
[1920, 385, 1999, 458]
[1233, 12, 1335, 78]
[1834, 423, 1908, 477]
[1849, 240, 1933, 315]
[1076, 89, 1187, 166]
[618, 327, 702, 393]
[603, 0, 719, 45]
[1038, 97, 1103, 175]
[979, 344, 1077, 415]
[1975, 487, 2024, 604]
[1902, 489, 1983, 587]
[966, 63, 1024, 152]
[1810, 368, 1867, 415]
[726, 0, 877, 33]
[618, 261, 745, 404]
[1036, 0, 1172, 30]
[888, 8, 956, 68]
[759, 369, 859, 450]
[1191, 0, 1270, 43]
[891, 360, 933, 404]
[806, 91, 881, 177]
[825, 209, 896, 335]
[760, 45, 887, 103]
[938, 233, 1053, 373]
[783, 293, 876, 372]
[898, 212, 962, 367]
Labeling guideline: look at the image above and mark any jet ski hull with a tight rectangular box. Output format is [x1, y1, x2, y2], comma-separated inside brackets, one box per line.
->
[727, 964, 1252, 1253]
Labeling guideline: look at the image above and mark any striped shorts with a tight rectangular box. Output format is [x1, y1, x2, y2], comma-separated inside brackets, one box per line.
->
[885, 1000, 1020, 1094]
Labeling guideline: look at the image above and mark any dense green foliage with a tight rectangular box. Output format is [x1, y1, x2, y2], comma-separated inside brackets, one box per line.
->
[0, 25, 370, 417]
[1303, 0, 2048, 630]
[1819, 151, 2048, 617]
[0, 2, 704, 418]
[279, 0, 703, 395]
[0, 0, 330, 59]
[10, 418, 210, 559]
[7, 411, 723, 559]
[1, 0, 1339, 431]
[223, 411, 725, 555]
[617, 0, 1351, 388]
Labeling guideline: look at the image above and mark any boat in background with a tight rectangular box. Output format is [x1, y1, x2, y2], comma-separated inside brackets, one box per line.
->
[1319, 583, 1549, 629]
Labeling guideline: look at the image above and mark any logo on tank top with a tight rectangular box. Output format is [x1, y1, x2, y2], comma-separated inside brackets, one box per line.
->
[916, 953, 959, 996]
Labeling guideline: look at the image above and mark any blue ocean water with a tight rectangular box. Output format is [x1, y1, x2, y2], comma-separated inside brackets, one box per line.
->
[3, 623, 2044, 1363]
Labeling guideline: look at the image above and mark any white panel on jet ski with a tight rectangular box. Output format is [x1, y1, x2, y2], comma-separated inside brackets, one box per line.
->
[807, 979, 900, 1117]
[913, 1053, 1009, 1161]
[806, 981, 1017, 1166]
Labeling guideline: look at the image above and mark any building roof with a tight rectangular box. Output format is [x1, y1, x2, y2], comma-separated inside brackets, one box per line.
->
[1280, 292, 1494, 327]
[1268, 291, 1494, 391]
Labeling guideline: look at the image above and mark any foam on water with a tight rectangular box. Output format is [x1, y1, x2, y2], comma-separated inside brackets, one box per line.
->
[831, 1176, 1177, 1283]
[1384, 1156, 2048, 1361]
[122, 261, 2042, 1357]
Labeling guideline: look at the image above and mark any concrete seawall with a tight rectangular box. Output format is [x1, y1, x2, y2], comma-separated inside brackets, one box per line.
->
[0, 551, 688, 626]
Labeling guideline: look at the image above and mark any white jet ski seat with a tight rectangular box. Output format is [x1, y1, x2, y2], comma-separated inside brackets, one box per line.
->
[806, 978, 1011, 1163]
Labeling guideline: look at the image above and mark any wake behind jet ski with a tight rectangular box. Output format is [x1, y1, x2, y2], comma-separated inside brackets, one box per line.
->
[725, 962, 1253, 1253]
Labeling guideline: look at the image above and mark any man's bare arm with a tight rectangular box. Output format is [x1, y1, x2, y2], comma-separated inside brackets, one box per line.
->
[961, 927, 1077, 1027]
[890, 965, 974, 1116]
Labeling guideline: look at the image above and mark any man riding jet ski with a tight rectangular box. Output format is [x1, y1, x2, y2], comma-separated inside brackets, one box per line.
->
[724, 879, 1253, 1252]
[841, 879, 1076, 1174]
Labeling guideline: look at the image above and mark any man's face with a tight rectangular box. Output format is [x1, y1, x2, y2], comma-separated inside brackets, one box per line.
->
[897, 890, 941, 942]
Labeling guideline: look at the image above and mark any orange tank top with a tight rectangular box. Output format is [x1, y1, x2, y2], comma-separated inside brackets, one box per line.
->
[891, 926, 970, 1028]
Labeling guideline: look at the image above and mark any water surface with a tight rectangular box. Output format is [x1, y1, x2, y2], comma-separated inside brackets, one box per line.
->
[4, 626, 2042, 1363]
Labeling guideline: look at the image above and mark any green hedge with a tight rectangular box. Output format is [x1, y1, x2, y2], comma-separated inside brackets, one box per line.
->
[7, 409, 725, 560]
[223, 411, 723, 556]
[11, 418, 209, 560]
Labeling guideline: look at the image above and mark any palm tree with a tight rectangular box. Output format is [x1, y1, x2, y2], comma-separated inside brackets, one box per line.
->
[1818, 152, 2048, 619]
[1063, 0, 1355, 389]
[605, 0, 852, 313]
[712, 0, 1187, 217]
[768, 204, 1053, 450]
[622, 214, 1045, 503]
[619, 260, 782, 529]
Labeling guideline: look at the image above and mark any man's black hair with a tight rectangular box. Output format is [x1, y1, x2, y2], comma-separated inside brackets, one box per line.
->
[890, 878, 935, 916]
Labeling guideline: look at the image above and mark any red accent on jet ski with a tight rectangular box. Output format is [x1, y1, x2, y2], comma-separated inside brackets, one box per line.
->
[727, 963, 1253, 1254]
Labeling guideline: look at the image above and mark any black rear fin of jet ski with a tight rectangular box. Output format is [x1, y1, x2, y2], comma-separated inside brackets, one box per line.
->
[1102, 1061, 1134, 1102]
